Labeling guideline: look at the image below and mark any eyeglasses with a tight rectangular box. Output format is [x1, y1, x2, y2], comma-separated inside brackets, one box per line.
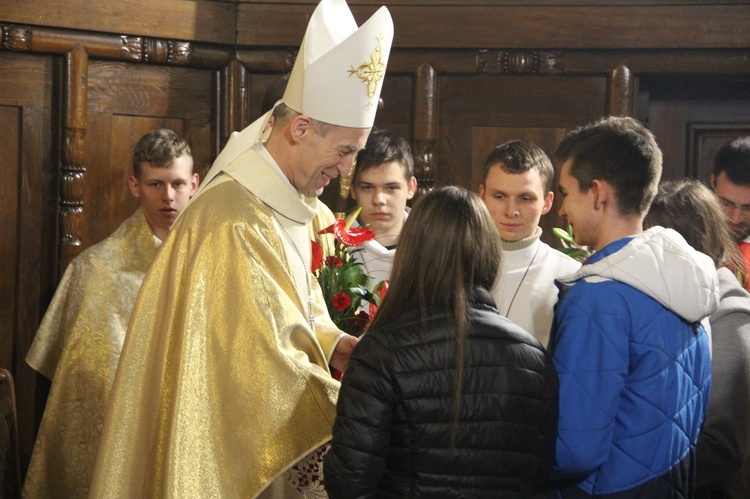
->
[718, 196, 750, 215]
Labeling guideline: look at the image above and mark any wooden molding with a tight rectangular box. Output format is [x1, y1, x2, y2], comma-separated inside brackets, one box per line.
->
[477, 50, 564, 74]
[220, 60, 250, 148]
[414, 63, 437, 197]
[608, 64, 634, 116]
[0, 23, 231, 68]
[60, 46, 88, 272]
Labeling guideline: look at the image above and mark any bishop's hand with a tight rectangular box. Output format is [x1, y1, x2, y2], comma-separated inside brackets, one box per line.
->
[330, 334, 359, 374]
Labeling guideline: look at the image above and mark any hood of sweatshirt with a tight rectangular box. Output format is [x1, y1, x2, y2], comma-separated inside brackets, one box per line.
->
[556, 226, 720, 323]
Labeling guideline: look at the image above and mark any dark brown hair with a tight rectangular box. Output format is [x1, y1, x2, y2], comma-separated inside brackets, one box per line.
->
[554, 116, 662, 217]
[481, 140, 554, 193]
[645, 178, 745, 281]
[713, 136, 750, 186]
[367, 186, 502, 435]
[353, 128, 414, 183]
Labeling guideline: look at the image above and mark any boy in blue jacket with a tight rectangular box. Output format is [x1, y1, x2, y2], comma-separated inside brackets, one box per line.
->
[549, 116, 718, 497]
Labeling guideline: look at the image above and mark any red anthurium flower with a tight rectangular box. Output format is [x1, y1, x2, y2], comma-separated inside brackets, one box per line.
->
[369, 280, 389, 318]
[332, 292, 352, 311]
[326, 255, 343, 268]
[318, 219, 375, 247]
[376, 280, 389, 301]
[311, 240, 323, 273]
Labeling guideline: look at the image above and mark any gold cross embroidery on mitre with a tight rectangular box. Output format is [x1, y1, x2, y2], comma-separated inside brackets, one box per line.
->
[347, 35, 386, 108]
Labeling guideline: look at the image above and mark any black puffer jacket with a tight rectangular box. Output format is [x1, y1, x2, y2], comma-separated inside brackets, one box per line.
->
[324, 288, 558, 498]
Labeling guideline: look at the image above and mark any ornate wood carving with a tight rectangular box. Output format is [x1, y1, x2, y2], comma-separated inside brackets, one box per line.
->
[0, 24, 226, 67]
[60, 45, 88, 270]
[119, 36, 193, 65]
[1, 24, 31, 51]
[120, 35, 142, 61]
[609, 64, 634, 116]
[476, 50, 563, 74]
[413, 62, 437, 197]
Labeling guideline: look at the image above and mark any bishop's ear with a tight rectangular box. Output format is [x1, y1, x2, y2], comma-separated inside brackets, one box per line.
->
[290, 114, 313, 143]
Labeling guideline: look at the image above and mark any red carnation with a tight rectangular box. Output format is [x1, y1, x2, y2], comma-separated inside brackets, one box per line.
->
[344, 311, 370, 334]
[326, 255, 343, 268]
[332, 292, 352, 311]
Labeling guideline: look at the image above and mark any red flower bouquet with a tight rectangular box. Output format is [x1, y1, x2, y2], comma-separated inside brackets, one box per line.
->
[312, 208, 386, 336]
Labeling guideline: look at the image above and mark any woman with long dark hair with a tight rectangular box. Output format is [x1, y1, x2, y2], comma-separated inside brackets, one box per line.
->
[323, 186, 558, 497]
[645, 178, 750, 497]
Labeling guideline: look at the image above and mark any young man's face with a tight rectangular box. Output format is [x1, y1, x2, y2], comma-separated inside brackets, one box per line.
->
[351, 161, 417, 238]
[711, 170, 750, 241]
[478, 164, 553, 242]
[128, 154, 199, 240]
[294, 122, 370, 197]
[558, 159, 599, 248]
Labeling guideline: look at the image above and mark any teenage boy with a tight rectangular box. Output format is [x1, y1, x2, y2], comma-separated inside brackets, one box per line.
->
[479, 140, 580, 346]
[350, 128, 417, 283]
[549, 116, 718, 496]
[24, 129, 198, 498]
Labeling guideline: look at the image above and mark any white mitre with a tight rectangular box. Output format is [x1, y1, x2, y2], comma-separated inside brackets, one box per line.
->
[194, 0, 394, 196]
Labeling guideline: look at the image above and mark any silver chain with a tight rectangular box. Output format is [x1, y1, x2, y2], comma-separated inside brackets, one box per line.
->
[265, 203, 315, 330]
[504, 241, 541, 319]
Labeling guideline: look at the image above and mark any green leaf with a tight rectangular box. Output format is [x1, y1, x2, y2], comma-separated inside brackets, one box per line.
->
[553, 227, 575, 244]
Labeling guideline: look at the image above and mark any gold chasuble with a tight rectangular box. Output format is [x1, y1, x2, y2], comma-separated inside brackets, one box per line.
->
[24, 208, 161, 499]
[89, 145, 344, 498]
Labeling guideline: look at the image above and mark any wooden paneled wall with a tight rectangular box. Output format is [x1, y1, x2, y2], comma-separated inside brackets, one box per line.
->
[1, 0, 750, 482]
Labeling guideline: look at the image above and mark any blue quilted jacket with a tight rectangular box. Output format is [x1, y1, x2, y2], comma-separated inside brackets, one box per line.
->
[548, 227, 718, 497]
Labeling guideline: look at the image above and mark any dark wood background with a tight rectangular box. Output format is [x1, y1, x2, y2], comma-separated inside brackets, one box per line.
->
[2, 0, 749, 481]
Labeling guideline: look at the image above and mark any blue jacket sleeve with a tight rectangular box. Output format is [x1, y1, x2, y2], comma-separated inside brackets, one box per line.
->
[549, 280, 630, 476]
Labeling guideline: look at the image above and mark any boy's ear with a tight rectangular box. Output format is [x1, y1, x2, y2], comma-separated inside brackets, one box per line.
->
[407, 176, 417, 199]
[541, 191, 554, 215]
[128, 176, 141, 199]
[591, 179, 612, 211]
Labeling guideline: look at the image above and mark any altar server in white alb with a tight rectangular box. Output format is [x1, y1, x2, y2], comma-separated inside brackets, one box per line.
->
[479, 140, 580, 346]
[88, 0, 393, 497]
[349, 128, 417, 284]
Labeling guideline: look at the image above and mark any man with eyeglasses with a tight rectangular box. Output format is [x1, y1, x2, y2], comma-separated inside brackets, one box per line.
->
[711, 136, 750, 291]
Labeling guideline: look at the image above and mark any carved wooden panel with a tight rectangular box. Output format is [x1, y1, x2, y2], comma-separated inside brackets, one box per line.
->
[0, 105, 21, 371]
[688, 124, 750, 184]
[88, 62, 214, 120]
[78, 61, 216, 256]
[438, 74, 607, 185]
[0, 51, 57, 475]
[438, 74, 606, 247]
[638, 75, 750, 183]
